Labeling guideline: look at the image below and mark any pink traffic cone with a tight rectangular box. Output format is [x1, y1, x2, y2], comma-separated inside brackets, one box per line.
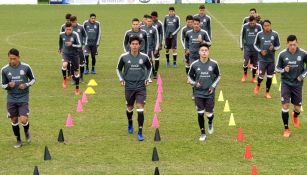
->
[154, 100, 161, 113]
[77, 100, 83, 112]
[66, 114, 73, 127]
[157, 92, 163, 103]
[151, 114, 160, 128]
[158, 85, 163, 94]
[81, 92, 88, 104]
[157, 74, 162, 85]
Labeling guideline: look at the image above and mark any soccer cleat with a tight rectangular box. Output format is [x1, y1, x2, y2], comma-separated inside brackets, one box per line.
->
[25, 132, 31, 144]
[173, 63, 177, 68]
[91, 69, 96, 74]
[153, 74, 157, 79]
[199, 134, 207, 142]
[251, 78, 257, 83]
[148, 78, 153, 83]
[283, 129, 291, 138]
[253, 85, 260, 95]
[292, 112, 299, 128]
[14, 140, 22, 148]
[241, 74, 247, 82]
[208, 124, 214, 134]
[62, 79, 67, 89]
[138, 133, 144, 141]
[166, 62, 170, 68]
[84, 69, 89, 75]
[264, 92, 272, 99]
[74, 88, 80, 96]
[128, 125, 133, 134]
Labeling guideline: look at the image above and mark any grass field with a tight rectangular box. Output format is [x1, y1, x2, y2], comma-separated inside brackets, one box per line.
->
[0, 3, 307, 175]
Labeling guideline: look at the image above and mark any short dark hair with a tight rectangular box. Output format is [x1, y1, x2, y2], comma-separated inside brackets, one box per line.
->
[151, 11, 158, 17]
[199, 43, 210, 50]
[249, 16, 256, 22]
[199, 5, 205, 9]
[193, 17, 200, 23]
[147, 16, 153, 20]
[70, 16, 77, 22]
[169, 7, 175, 11]
[250, 8, 257, 13]
[262, 19, 271, 25]
[132, 18, 139, 22]
[186, 15, 194, 21]
[90, 13, 96, 17]
[65, 21, 72, 27]
[65, 13, 72, 20]
[287, 35, 297, 42]
[8, 48, 19, 57]
[143, 14, 150, 18]
[129, 36, 142, 44]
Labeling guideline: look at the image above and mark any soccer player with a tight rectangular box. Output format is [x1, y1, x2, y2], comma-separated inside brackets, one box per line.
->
[253, 20, 280, 98]
[151, 11, 164, 78]
[59, 21, 82, 95]
[1, 48, 35, 148]
[123, 18, 148, 54]
[70, 16, 87, 83]
[194, 5, 212, 39]
[240, 16, 262, 83]
[141, 16, 159, 79]
[60, 13, 72, 33]
[163, 7, 180, 68]
[242, 8, 261, 24]
[116, 36, 152, 141]
[180, 15, 194, 78]
[140, 14, 149, 27]
[275, 35, 307, 137]
[83, 13, 101, 74]
[188, 43, 221, 142]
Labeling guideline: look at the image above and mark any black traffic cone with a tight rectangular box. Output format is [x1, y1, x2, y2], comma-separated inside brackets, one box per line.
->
[154, 167, 160, 175]
[152, 147, 159, 162]
[44, 146, 51, 160]
[58, 129, 65, 143]
[33, 166, 39, 175]
[154, 128, 161, 142]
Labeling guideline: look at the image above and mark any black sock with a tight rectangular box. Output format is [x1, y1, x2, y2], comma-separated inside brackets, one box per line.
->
[74, 75, 80, 89]
[282, 110, 289, 129]
[137, 110, 144, 134]
[80, 66, 84, 79]
[67, 64, 71, 77]
[252, 68, 257, 78]
[126, 110, 133, 125]
[198, 112, 205, 134]
[166, 53, 170, 63]
[266, 78, 272, 92]
[173, 54, 177, 64]
[186, 67, 189, 75]
[243, 66, 248, 74]
[12, 123, 21, 141]
[257, 77, 263, 86]
[293, 110, 300, 118]
[22, 122, 30, 135]
[207, 114, 214, 125]
[85, 56, 89, 70]
[62, 68, 67, 80]
[92, 56, 96, 70]
[154, 60, 160, 74]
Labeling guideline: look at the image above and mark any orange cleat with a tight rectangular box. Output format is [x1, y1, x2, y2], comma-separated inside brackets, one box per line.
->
[63, 79, 67, 89]
[253, 85, 260, 95]
[74, 88, 80, 96]
[292, 112, 299, 128]
[264, 92, 272, 99]
[283, 129, 291, 138]
[241, 74, 248, 82]
[251, 78, 257, 83]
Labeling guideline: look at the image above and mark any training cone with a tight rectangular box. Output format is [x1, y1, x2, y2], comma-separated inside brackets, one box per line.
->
[278, 83, 281, 92]
[65, 114, 73, 127]
[229, 113, 236, 126]
[157, 74, 162, 85]
[154, 100, 161, 113]
[77, 100, 83, 112]
[33, 166, 39, 175]
[152, 147, 159, 162]
[251, 165, 258, 175]
[272, 74, 277, 84]
[58, 129, 65, 143]
[44, 146, 51, 161]
[301, 106, 304, 111]
[87, 79, 98, 86]
[81, 92, 88, 104]
[157, 92, 163, 103]
[244, 144, 253, 160]
[218, 90, 224, 102]
[223, 100, 230, 112]
[154, 167, 160, 175]
[151, 114, 160, 128]
[154, 128, 161, 142]
[85, 87, 96, 95]
[237, 128, 244, 142]
[158, 85, 163, 94]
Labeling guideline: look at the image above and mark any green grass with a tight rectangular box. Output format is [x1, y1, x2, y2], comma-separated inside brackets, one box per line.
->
[0, 3, 307, 175]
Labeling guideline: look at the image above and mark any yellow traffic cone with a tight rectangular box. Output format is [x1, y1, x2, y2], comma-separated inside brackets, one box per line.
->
[218, 90, 224, 102]
[87, 79, 98, 86]
[229, 113, 236, 126]
[301, 106, 304, 112]
[85, 87, 96, 94]
[272, 74, 277, 85]
[278, 83, 281, 91]
[224, 100, 230, 112]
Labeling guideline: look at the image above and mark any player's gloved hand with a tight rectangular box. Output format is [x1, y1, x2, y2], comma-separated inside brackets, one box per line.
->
[297, 75, 304, 82]
[261, 50, 267, 56]
[209, 88, 215, 94]
[18, 84, 26, 90]
[8, 81, 15, 88]
[145, 80, 150, 86]
[120, 81, 125, 86]
[284, 65, 290, 72]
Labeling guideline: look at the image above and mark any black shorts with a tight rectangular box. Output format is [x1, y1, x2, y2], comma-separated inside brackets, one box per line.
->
[165, 37, 177, 50]
[258, 61, 275, 77]
[7, 102, 29, 117]
[79, 50, 86, 65]
[281, 83, 302, 106]
[63, 54, 80, 71]
[244, 51, 258, 67]
[84, 45, 98, 56]
[194, 97, 215, 113]
[125, 89, 147, 106]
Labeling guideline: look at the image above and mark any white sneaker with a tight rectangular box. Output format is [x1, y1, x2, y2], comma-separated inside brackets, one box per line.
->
[149, 78, 153, 83]
[199, 134, 206, 142]
[208, 124, 214, 134]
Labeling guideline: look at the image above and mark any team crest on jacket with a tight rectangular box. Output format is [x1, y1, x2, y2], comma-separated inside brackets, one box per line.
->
[77, 29, 81, 32]
[139, 34, 143, 38]
[128, 60, 131, 64]
[94, 25, 97, 29]
[20, 70, 25, 75]
[208, 66, 213, 71]
[149, 30, 152, 33]
[255, 29, 258, 32]
[297, 56, 302, 61]
[271, 36, 275, 40]
[173, 19, 176, 22]
[139, 59, 144, 64]
[203, 19, 207, 22]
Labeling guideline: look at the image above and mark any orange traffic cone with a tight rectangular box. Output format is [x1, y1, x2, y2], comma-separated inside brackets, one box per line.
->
[244, 144, 253, 160]
[237, 128, 244, 142]
[251, 165, 258, 175]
